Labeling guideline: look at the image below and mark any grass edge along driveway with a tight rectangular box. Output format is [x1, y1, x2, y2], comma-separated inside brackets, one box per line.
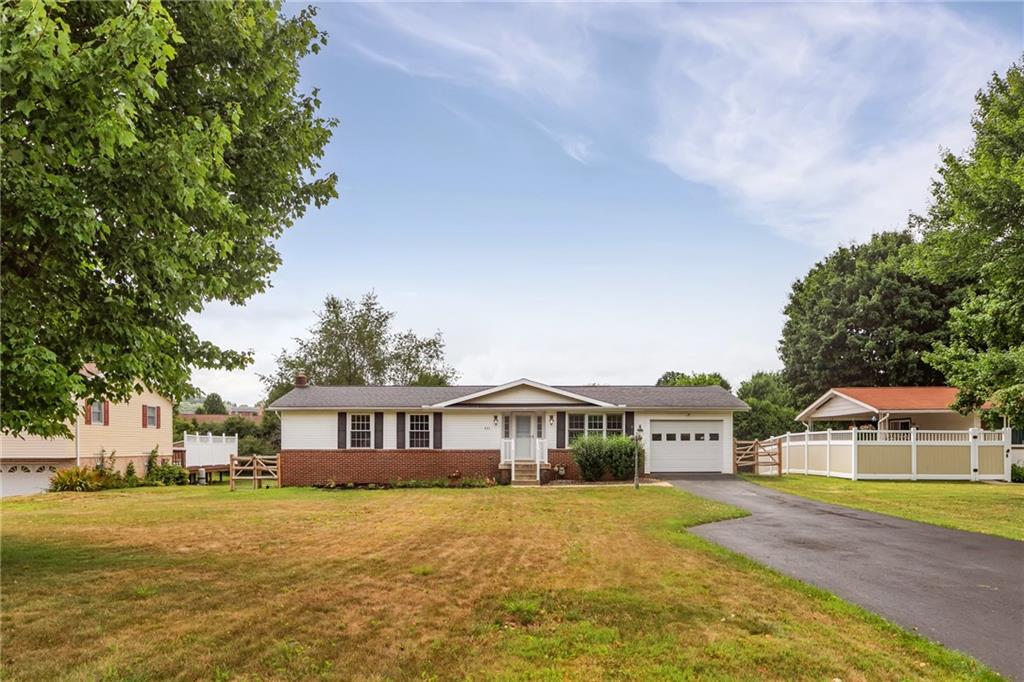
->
[742, 474, 1024, 541]
[1, 485, 1001, 680]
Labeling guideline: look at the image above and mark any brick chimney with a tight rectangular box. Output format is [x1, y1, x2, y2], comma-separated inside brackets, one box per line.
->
[294, 370, 308, 388]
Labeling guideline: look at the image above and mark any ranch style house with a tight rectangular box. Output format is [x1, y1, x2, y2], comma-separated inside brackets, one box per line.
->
[270, 376, 750, 486]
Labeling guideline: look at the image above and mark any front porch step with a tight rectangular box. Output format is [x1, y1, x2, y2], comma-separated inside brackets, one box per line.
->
[510, 460, 540, 484]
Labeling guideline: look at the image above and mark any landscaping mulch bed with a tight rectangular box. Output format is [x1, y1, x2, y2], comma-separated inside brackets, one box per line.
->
[544, 476, 667, 487]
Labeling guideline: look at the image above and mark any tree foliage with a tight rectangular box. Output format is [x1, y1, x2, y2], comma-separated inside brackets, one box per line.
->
[910, 60, 1024, 424]
[779, 231, 965, 406]
[655, 371, 732, 390]
[733, 371, 800, 440]
[174, 411, 280, 455]
[1, 0, 337, 436]
[262, 293, 459, 403]
[200, 393, 227, 415]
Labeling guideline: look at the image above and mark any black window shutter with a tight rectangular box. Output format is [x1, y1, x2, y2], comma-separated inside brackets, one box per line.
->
[556, 411, 566, 448]
[625, 411, 635, 436]
[337, 412, 347, 449]
[433, 412, 443, 449]
[374, 412, 384, 449]
[396, 411, 406, 449]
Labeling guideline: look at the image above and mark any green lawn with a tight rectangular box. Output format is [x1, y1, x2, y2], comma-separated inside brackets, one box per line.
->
[1, 485, 999, 680]
[744, 475, 1024, 541]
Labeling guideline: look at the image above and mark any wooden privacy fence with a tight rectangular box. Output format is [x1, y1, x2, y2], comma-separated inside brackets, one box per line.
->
[770, 428, 1012, 481]
[229, 455, 279, 490]
[734, 440, 782, 475]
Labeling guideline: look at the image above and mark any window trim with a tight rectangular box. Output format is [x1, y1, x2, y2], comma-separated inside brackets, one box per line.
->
[407, 413, 433, 449]
[349, 413, 372, 449]
[566, 412, 627, 446]
[90, 401, 105, 425]
[145, 405, 158, 428]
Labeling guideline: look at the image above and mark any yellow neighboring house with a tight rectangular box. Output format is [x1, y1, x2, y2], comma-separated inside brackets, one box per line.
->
[0, 388, 173, 497]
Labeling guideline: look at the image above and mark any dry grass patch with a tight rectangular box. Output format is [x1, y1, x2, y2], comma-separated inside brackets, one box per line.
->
[1, 485, 998, 680]
[744, 475, 1024, 540]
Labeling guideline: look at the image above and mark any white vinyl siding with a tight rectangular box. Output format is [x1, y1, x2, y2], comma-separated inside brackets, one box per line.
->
[443, 412, 499, 449]
[461, 385, 588, 405]
[280, 411, 338, 450]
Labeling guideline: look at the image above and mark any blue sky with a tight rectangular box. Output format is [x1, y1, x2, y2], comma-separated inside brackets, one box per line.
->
[190, 2, 1023, 404]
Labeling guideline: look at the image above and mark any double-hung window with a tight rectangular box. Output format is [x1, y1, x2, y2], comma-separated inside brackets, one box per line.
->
[409, 414, 431, 448]
[146, 405, 158, 428]
[350, 414, 371, 448]
[568, 414, 585, 443]
[568, 413, 627, 445]
[90, 401, 104, 424]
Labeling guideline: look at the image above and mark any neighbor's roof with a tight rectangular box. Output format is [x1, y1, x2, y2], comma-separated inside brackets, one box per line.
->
[269, 382, 748, 411]
[834, 386, 962, 411]
[796, 386, 969, 422]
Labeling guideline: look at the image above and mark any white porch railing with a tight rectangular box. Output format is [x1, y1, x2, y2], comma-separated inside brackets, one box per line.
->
[500, 438, 548, 481]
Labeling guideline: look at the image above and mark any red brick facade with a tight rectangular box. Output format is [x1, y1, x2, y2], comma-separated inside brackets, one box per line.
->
[546, 448, 581, 480]
[279, 449, 503, 486]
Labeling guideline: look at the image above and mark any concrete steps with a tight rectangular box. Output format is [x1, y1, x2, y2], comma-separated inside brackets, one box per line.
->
[511, 461, 539, 486]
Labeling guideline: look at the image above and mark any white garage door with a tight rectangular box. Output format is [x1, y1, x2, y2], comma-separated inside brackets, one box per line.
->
[1, 462, 61, 497]
[650, 420, 723, 472]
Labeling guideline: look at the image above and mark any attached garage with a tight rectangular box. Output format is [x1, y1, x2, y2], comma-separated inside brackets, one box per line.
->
[649, 419, 724, 473]
[1, 461, 63, 497]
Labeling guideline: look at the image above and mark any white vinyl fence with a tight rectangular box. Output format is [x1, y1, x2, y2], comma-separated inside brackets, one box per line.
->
[183, 432, 238, 468]
[765, 427, 1012, 482]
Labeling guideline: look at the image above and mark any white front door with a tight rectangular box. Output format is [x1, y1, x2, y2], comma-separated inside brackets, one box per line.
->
[514, 415, 532, 460]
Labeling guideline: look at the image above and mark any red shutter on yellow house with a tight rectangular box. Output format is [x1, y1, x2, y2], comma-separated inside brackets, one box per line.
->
[156, 406, 161, 429]
[84, 402, 92, 425]
[142, 404, 147, 428]
[103, 401, 110, 426]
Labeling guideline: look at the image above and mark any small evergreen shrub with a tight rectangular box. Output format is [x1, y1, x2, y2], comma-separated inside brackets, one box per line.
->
[124, 461, 140, 487]
[145, 447, 159, 476]
[571, 434, 608, 481]
[1012, 462, 1023, 483]
[145, 462, 188, 486]
[571, 434, 644, 481]
[606, 435, 643, 480]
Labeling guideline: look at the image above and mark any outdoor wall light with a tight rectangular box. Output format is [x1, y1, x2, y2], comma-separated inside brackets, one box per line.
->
[493, 415, 499, 427]
[549, 414, 555, 426]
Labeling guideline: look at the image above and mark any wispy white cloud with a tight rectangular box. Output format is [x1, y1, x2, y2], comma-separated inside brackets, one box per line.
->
[337, 2, 1018, 246]
[646, 3, 1014, 245]
[530, 119, 594, 164]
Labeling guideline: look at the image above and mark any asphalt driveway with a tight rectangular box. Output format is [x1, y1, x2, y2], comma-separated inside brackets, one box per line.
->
[667, 475, 1024, 679]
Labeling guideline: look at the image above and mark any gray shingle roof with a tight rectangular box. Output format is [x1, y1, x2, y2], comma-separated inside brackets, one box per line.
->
[269, 383, 748, 410]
